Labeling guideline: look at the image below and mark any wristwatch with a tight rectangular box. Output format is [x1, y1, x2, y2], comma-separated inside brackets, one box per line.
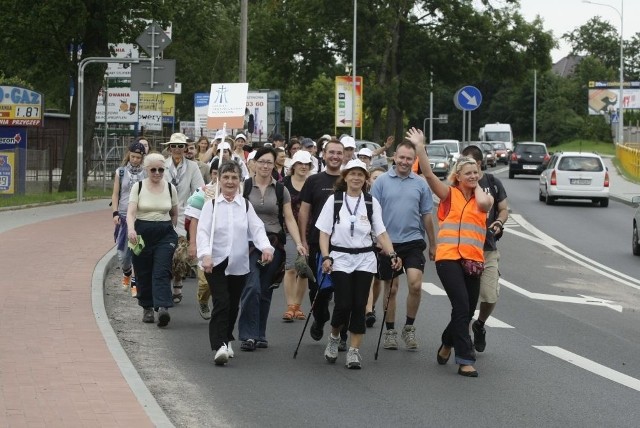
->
[322, 255, 334, 264]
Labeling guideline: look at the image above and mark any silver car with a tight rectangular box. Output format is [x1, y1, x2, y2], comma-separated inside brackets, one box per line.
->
[356, 140, 389, 170]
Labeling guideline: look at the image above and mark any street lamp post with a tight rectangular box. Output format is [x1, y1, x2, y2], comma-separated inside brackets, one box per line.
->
[583, 0, 624, 144]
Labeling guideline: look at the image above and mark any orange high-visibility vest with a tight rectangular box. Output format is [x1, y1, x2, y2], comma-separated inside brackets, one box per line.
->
[435, 187, 486, 262]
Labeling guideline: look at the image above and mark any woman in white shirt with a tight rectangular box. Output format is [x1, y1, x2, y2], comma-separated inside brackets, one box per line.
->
[315, 159, 401, 369]
[196, 161, 274, 366]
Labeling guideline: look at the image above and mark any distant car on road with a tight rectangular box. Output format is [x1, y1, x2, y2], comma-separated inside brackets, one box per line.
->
[538, 151, 609, 207]
[509, 142, 549, 179]
[460, 142, 488, 170]
[633, 197, 640, 255]
[481, 142, 497, 168]
[490, 142, 509, 164]
[431, 139, 461, 163]
[356, 140, 388, 170]
[426, 144, 451, 178]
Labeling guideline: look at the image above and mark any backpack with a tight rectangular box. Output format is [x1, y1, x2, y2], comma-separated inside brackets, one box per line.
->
[332, 191, 374, 234]
[484, 173, 503, 240]
[138, 180, 173, 199]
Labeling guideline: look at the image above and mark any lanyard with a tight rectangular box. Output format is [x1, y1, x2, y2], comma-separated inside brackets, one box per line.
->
[343, 192, 362, 237]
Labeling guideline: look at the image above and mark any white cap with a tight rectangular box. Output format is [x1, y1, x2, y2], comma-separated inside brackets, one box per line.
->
[319, 134, 332, 142]
[357, 147, 373, 158]
[342, 159, 369, 175]
[291, 150, 313, 166]
[247, 150, 257, 161]
[217, 142, 232, 152]
[340, 136, 356, 149]
[214, 130, 227, 140]
[235, 133, 247, 141]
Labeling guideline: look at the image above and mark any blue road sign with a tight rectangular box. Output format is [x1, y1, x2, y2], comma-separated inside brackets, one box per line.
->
[454, 86, 482, 111]
[610, 112, 619, 123]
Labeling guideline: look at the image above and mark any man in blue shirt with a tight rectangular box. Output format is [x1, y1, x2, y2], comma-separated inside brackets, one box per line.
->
[371, 141, 436, 351]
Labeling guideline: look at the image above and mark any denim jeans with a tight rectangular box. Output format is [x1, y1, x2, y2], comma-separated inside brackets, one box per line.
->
[117, 247, 133, 275]
[435, 260, 480, 365]
[238, 247, 284, 342]
[132, 220, 177, 310]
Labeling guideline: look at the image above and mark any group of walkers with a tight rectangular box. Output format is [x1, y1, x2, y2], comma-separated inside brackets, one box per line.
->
[110, 126, 508, 376]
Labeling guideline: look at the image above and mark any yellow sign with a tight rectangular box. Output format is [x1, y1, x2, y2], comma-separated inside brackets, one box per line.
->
[335, 76, 363, 128]
[0, 151, 15, 194]
[162, 94, 175, 118]
[0, 86, 44, 126]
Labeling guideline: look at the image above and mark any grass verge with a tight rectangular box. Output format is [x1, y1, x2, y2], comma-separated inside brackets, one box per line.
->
[550, 140, 616, 156]
[0, 189, 111, 208]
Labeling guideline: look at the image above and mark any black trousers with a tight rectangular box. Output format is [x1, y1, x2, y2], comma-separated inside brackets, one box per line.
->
[435, 260, 480, 365]
[204, 258, 247, 351]
[330, 270, 374, 335]
[132, 220, 177, 310]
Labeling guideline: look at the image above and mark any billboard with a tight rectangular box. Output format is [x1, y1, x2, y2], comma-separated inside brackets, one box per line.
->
[95, 87, 138, 123]
[0, 86, 44, 127]
[588, 81, 640, 115]
[246, 92, 268, 142]
[335, 76, 362, 128]
[138, 92, 163, 131]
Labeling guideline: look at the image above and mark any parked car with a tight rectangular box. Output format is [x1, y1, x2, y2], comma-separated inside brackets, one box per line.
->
[509, 142, 549, 178]
[490, 142, 509, 164]
[538, 152, 609, 207]
[460, 142, 487, 170]
[481, 142, 497, 167]
[356, 140, 388, 170]
[431, 139, 461, 163]
[426, 144, 451, 178]
[633, 196, 640, 255]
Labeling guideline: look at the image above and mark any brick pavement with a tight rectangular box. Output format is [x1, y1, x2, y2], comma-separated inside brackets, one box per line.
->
[0, 207, 153, 427]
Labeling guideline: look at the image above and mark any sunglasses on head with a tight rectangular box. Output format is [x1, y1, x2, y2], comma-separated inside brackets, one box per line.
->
[149, 167, 165, 174]
[169, 143, 186, 149]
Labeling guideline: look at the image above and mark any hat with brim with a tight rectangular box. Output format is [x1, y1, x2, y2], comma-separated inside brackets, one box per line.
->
[217, 142, 232, 152]
[214, 130, 227, 141]
[247, 150, 257, 161]
[235, 133, 247, 141]
[162, 133, 188, 145]
[291, 150, 313, 167]
[340, 136, 356, 149]
[357, 147, 373, 158]
[341, 159, 370, 178]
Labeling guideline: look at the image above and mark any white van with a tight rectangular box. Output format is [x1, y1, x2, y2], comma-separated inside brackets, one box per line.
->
[480, 123, 513, 151]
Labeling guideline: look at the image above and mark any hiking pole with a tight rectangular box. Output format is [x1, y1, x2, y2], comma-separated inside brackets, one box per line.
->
[374, 276, 394, 360]
[293, 273, 323, 359]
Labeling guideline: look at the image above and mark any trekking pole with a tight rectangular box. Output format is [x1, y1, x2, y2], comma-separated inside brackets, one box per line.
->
[374, 277, 394, 361]
[293, 273, 323, 359]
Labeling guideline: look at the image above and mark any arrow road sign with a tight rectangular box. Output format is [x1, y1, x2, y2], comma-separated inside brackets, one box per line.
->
[136, 22, 171, 57]
[454, 85, 482, 111]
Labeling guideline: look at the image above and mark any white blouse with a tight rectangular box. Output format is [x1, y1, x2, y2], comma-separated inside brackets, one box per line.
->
[197, 193, 274, 275]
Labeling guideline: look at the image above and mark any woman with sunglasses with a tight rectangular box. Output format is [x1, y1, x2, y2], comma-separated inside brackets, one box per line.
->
[197, 161, 274, 366]
[406, 127, 493, 377]
[111, 141, 146, 295]
[127, 153, 179, 327]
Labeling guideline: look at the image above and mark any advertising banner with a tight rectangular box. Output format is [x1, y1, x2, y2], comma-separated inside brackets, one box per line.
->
[106, 43, 139, 79]
[246, 92, 269, 142]
[138, 92, 163, 131]
[588, 81, 640, 115]
[335, 76, 362, 128]
[95, 87, 139, 123]
[194, 93, 216, 137]
[0, 127, 27, 150]
[207, 83, 249, 129]
[162, 94, 175, 124]
[0, 152, 15, 194]
[0, 86, 44, 127]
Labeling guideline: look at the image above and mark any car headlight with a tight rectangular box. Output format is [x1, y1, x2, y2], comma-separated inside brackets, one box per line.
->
[435, 162, 447, 168]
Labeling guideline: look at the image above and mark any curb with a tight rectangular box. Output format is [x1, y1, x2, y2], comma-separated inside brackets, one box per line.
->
[91, 247, 175, 428]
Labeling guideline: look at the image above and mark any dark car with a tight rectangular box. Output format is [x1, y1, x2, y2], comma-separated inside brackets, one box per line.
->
[508, 142, 549, 179]
[490, 142, 509, 164]
[426, 145, 451, 178]
[481, 142, 497, 168]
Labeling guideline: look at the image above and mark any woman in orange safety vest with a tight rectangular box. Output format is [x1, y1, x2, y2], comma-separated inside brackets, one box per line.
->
[405, 127, 493, 378]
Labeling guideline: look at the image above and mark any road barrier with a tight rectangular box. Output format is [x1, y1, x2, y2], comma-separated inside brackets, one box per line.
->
[616, 143, 640, 180]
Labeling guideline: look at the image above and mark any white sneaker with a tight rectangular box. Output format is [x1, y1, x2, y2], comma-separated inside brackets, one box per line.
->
[214, 344, 229, 365]
[228, 342, 235, 358]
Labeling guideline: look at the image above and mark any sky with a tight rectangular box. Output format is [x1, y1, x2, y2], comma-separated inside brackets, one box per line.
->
[517, 0, 639, 63]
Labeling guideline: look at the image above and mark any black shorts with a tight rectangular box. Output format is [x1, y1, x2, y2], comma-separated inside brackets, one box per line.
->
[376, 239, 427, 280]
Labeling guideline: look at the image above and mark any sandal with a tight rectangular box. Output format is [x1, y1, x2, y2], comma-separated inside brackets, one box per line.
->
[293, 304, 306, 320]
[282, 305, 295, 322]
[172, 284, 183, 304]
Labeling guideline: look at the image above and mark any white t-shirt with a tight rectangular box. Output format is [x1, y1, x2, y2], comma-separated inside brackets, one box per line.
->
[315, 193, 386, 274]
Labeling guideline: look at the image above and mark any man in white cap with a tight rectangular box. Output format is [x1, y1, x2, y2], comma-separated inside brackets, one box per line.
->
[356, 147, 373, 169]
[209, 140, 250, 180]
[339, 136, 357, 168]
[163, 133, 206, 303]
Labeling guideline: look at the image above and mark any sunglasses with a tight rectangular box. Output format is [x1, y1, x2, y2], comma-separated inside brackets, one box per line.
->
[169, 143, 186, 149]
[149, 167, 165, 174]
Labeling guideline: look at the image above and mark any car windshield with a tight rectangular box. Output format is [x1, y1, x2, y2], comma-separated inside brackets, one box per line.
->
[427, 146, 447, 157]
[516, 145, 546, 154]
[441, 142, 458, 153]
[491, 142, 506, 150]
[481, 143, 493, 152]
[485, 132, 510, 142]
[558, 156, 603, 172]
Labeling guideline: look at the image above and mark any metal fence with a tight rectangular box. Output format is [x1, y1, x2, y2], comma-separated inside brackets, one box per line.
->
[617, 142, 640, 180]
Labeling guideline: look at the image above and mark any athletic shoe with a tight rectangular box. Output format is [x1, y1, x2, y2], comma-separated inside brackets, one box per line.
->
[130, 285, 138, 298]
[198, 302, 211, 320]
[142, 308, 154, 323]
[365, 311, 376, 328]
[324, 335, 340, 363]
[401, 325, 418, 350]
[310, 320, 324, 341]
[121, 275, 131, 290]
[157, 307, 170, 327]
[338, 339, 348, 352]
[240, 339, 256, 352]
[345, 348, 362, 369]
[256, 340, 268, 349]
[472, 320, 487, 352]
[214, 344, 229, 365]
[228, 342, 235, 358]
[383, 329, 398, 350]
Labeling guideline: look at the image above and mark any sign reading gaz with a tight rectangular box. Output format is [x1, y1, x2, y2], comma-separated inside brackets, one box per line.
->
[0, 86, 44, 126]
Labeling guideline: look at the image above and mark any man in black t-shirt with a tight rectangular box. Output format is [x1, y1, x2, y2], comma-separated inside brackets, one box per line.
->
[461, 145, 508, 353]
[298, 139, 344, 343]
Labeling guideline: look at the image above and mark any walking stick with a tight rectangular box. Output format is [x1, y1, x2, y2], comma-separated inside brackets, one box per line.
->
[293, 272, 324, 359]
[374, 265, 405, 360]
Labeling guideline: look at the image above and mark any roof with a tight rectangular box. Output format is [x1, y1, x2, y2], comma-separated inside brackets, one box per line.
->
[552, 55, 584, 78]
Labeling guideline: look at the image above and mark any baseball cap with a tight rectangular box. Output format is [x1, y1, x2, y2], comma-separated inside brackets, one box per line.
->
[217, 142, 232, 152]
[357, 147, 373, 158]
[340, 136, 356, 149]
[129, 142, 146, 155]
[291, 150, 313, 166]
[214, 130, 227, 141]
[247, 150, 257, 161]
[301, 138, 315, 148]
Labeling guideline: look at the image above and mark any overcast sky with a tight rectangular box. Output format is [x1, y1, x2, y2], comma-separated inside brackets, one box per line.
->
[518, 0, 638, 63]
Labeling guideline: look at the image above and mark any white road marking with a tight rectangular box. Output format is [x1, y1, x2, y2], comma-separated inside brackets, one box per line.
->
[421, 283, 513, 328]
[507, 214, 640, 291]
[500, 278, 623, 312]
[534, 346, 640, 392]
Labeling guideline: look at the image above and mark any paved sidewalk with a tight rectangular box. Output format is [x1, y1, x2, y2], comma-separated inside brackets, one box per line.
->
[603, 156, 640, 204]
[0, 202, 154, 427]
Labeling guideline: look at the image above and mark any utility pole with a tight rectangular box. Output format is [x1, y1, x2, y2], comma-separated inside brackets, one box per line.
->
[240, 0, 248, 83]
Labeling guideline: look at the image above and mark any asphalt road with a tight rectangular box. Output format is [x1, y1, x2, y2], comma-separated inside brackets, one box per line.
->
[105, 166, 640, 427]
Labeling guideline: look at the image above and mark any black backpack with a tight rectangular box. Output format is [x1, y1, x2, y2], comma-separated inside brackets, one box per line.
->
[332, 191, 374, 233]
